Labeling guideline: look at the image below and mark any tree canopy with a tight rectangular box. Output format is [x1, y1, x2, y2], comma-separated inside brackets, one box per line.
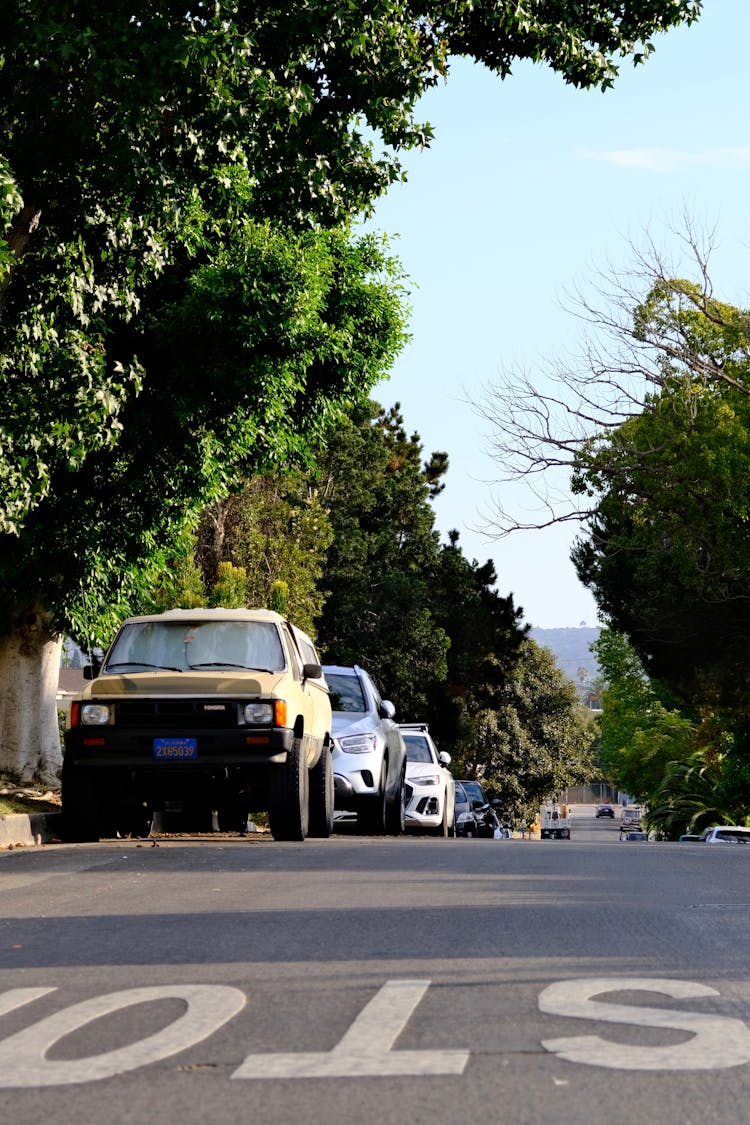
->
[1, 0, 701, 780]
[315, 400, 452, 716]
[572, 284, 750, 717]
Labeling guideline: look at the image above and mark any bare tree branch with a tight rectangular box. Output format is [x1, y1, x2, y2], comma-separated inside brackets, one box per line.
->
[468, 219, 749, 538]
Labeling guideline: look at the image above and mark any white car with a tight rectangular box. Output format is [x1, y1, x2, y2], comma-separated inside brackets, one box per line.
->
[699, 825, 750, 844]
[324, 664, 407, 835]
[400, 723, 455, 836]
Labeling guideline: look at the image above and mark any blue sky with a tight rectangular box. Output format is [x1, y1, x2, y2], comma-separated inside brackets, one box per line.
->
[367, 0, 749, 628]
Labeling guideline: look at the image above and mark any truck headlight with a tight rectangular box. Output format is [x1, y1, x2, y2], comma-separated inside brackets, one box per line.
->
[80, 703, 111, 726]
[244, 702, 273, 724]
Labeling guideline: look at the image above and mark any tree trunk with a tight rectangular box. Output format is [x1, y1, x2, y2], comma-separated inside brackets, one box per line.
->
[0, 619, 63, 786]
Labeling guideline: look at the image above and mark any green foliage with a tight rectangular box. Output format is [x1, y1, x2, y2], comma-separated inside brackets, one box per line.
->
[0, 224, 408, 646]
[425, 531, 527, 749]
[646, 752, 750, 838]
[458, 639, 595, 826]
[2, 0, 700, 536]
[589, 629, 750, 837]
[211, 562, 248, 610]
[590, 629, 694, 801]
[315, 400, 450, 713]
[572, 283, 750, 719]
[193, 472, 334, 639]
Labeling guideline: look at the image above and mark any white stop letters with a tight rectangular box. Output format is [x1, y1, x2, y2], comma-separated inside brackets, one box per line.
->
[0, 984, 246, 1086]
[539, 977, 750, 1070]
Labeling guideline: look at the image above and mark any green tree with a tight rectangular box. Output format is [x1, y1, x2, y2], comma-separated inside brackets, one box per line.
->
[591, 629, 695, 803]
[1, 0, 701, 780]
[460, 639, 595, 826]
[647, 751, 750, 838]
[572, 286, 750, 719]
[425, 531, 527, 753]
[315, 400, 450, 715]
[0, 222, 406, 782]
[194, 473, 333, 638]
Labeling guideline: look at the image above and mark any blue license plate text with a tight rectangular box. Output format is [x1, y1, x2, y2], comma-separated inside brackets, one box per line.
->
[154, 738, 198, 761]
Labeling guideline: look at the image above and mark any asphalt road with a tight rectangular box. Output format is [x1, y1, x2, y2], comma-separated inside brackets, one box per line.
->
[1, 807, 749, 1125]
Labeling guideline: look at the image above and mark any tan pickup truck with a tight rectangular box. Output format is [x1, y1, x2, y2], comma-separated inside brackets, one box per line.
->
[62, 608, 332, 841]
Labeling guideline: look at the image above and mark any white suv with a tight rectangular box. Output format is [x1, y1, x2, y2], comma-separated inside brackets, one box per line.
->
[699, 825, 750, 844]
[324, 664, 406, 835]
[400, 723, 455, 837]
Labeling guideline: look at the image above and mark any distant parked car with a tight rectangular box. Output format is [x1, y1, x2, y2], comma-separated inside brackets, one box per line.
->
[596, 804, 615, 818]
[679, 834, 702, 842]
[455, 779, 502, 839]
[621, 806, 643, 829]
[400, 723, 455, 836]
[622, 830, 650, 842]
[324, 664, 407, 835]
[698, 825, 750, 844]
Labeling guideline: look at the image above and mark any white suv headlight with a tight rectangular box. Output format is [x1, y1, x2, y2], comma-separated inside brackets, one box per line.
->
[337, 733, 377, 754]
[81, 703, 111, 726]
[415, 774, 440, 787]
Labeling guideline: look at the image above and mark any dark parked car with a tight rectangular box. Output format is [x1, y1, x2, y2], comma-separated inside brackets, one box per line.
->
[454, 779, 502, 838]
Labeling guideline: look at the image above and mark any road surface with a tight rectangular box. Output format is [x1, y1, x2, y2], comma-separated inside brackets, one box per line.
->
[1, 807, 748, 1124]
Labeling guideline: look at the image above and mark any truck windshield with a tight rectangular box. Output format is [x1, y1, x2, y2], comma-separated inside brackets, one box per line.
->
[104, 620, 286, 673]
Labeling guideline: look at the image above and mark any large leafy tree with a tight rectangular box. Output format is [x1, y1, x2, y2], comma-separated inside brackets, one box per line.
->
[1, 1, 701, 781]
[572, 286, 750, 719]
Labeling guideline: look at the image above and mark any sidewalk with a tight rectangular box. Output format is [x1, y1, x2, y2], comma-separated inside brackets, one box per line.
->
[0, 810, 62, 849]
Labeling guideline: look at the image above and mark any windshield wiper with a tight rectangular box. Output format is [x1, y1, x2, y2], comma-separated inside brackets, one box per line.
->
[106, 661, 183, 672]
[186, 662, 276, 672]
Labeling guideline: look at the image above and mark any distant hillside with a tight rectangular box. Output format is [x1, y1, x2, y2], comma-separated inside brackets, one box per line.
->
[529, 626, 600, 691]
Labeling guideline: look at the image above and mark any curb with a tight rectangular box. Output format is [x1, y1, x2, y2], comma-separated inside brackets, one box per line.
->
[0, 811, 62, 850]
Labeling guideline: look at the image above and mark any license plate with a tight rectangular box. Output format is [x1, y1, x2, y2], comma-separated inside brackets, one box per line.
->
[154, 738, 197, 761]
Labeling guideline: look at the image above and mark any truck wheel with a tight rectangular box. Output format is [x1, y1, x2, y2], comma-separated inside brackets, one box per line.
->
[385, 764, 406, 836]
[61, 766, 101, 843]
[269, 739, 309, 841]
[308, 745, 334, 838]
[358, 764, 387, 835]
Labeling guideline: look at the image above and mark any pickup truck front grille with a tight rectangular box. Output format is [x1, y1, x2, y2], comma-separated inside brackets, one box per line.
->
[114, 699, 239, 730]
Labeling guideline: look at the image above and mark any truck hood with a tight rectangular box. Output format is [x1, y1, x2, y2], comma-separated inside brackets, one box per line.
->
[79, 670, 288, 698]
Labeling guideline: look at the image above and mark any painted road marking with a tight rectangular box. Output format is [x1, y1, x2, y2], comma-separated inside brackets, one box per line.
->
[0, 985, 246, 1087]
[232, 979, 469, 1078]
[540, 977, 750, 1070]
[2, 976, 750, 1086]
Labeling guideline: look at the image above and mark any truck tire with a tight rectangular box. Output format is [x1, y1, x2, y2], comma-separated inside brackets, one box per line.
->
[308, 745, 334, 838]
[268, 739, 309, 841]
